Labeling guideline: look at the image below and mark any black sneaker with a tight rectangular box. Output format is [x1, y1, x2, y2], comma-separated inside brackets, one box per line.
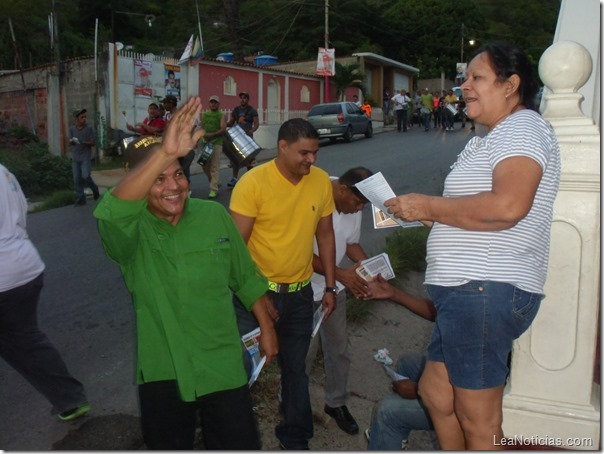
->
[74, 197, 86, 206]
[93, 189, 100, 200]
[324, 405, 359, 435]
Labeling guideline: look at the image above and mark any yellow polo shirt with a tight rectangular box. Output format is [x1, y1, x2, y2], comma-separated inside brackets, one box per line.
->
[230, 160, 334, 283]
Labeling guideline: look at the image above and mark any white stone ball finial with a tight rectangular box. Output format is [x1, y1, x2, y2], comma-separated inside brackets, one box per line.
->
[539, 41, 592, 94]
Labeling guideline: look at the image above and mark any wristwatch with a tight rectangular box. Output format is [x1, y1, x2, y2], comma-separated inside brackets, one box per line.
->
[325, 287, 338, 295]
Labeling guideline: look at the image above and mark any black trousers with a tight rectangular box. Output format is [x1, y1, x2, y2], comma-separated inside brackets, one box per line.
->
[396, 109, 408, 131]
[139, 380, 261, 450]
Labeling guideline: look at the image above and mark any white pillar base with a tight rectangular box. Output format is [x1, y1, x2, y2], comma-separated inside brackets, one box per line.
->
[503, 384, 600, 450]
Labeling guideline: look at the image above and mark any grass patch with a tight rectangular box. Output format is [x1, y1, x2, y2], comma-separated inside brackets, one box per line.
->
[384, 226, 430, 276]
[29, 190, 75, 212]
[346, 294, 372, 324]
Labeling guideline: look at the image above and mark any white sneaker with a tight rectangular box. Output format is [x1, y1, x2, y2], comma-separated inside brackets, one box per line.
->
[364, 428, 371, 442]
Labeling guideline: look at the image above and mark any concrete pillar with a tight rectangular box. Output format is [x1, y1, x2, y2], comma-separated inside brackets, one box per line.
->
[502, 40, 600, 450]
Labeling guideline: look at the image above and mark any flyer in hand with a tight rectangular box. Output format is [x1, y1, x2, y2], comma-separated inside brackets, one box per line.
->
[354, 172, 423, 229]
[355, 252, 395, 281]
[311, 305, 328, 338]
[241, 327, 266, 387]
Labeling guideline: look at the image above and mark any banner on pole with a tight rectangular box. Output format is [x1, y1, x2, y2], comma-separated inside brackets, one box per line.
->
[317, 48, 335, 76]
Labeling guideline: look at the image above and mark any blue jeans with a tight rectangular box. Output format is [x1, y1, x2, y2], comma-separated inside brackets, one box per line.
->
[72, 159, 98, 201]
[421, 112, 431, 130]
[0, 273, 88, 414]
[234, 285, 314, 449]
[139, 381, 260, 449]
[426, 280, 543, 389]
[368, 353, 433, 450]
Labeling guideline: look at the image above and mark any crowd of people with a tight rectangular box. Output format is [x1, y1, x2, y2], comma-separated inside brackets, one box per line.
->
[7, 42, 562, 450]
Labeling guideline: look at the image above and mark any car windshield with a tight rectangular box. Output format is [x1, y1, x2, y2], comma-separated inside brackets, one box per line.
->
[309, 104, 342, 116]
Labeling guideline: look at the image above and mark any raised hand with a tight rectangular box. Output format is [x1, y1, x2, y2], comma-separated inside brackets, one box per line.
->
[161, 97, 205, 159]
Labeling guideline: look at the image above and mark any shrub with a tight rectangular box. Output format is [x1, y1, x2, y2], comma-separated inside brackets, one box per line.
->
[0, 141, 72, 199]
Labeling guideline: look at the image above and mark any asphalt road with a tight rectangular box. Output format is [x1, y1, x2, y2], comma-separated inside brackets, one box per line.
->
[0, 123, 476, 450]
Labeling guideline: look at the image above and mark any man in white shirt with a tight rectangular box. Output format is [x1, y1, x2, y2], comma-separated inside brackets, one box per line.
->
[391, 89, 410, 132]
[306, 166, 373, 436]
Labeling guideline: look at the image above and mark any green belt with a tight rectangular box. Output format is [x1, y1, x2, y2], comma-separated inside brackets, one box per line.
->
[267, 278, 311, 294]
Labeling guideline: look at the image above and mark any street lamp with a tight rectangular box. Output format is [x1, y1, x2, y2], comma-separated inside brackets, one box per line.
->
[111, 10, 156, 45]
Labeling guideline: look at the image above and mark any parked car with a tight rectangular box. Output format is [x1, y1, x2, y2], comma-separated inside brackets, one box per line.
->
[306, 102, 373, 143]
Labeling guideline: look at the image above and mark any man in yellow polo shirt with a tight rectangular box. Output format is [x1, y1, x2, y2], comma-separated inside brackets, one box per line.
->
[230, 118, 337, 450]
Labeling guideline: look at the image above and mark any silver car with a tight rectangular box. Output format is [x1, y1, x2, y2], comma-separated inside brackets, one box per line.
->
[307, 102, 373, 143]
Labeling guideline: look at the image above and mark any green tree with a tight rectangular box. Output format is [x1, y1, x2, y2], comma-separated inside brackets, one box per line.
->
[331, 62, 365, 101]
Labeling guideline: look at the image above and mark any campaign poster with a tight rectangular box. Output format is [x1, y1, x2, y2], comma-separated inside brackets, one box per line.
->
[317, 48, 335, 76]
[134, 59, 153, 98]
[164, 64, 181, 100]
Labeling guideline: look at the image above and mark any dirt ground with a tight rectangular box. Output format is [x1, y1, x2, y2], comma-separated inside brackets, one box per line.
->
[48, 272, 439, 451]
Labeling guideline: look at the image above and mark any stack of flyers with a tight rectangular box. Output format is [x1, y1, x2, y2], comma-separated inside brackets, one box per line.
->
[355, 252, 395, 281]
[241, 327, 266, 387]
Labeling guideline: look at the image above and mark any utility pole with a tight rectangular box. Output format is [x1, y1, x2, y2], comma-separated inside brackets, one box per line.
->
[460, 23, 465, 63]
[324, 0, 330, 102]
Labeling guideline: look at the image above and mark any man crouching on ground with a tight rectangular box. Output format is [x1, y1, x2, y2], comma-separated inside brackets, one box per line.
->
[93, 97, 278, 450]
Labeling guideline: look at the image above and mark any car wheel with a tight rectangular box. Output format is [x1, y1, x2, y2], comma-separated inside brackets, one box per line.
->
[343, 126, 353, 143]
[365, 122, 373, 138]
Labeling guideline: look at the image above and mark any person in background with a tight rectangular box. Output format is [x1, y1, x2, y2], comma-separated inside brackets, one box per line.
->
[382, 88, 391, 116]
[363, 276, 436, 451]
[126, 103, 166, 137]
[305, 167, 373, 436]
[384, 42, 561, 449]
[226, 92, 258, 188]
[457, 94, 475, 130]
[361, 99, 373, 118]
[69, 108, 100, 205]
[159, 104, 166, 120]
[0, 163, 90, 422]
[163, 95, 194, 183]
[352, 94, 361, 107]
[229, 118, 337, 450]
[199, 95, 226, 199]
[443, 89, 458, 131]
[161, 96, 177, 122]
[94, 97, 278, 450]
[419, 89, 433, 132]
[432, 90, 442, 129]
[391, 89, 410, 133]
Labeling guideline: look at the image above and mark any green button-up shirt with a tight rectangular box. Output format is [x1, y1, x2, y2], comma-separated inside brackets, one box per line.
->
[94, 192, 267, 401]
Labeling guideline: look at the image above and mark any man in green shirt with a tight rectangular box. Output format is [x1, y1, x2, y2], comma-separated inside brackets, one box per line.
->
[94, 98, 277, 450]
[420, 88, 434, 131]
[198, 94, 226, 199]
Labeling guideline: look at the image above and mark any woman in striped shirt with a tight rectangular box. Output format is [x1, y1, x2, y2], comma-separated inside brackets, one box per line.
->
[384, 43, 561, 450]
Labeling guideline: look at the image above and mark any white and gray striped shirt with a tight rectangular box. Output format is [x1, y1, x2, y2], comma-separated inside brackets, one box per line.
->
[425, 109, 561, 294]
